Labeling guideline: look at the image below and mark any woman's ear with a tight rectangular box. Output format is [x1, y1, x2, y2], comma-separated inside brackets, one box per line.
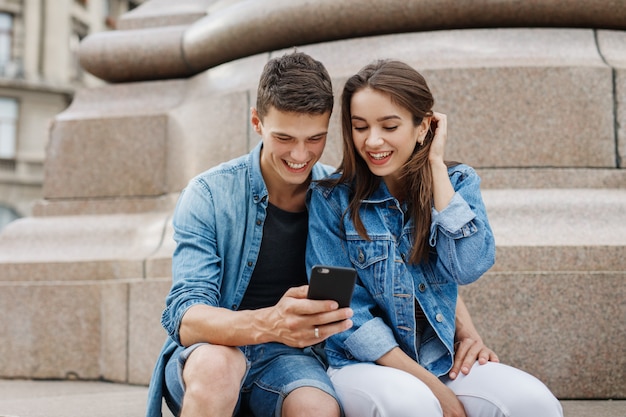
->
[417, 116, 431, 145]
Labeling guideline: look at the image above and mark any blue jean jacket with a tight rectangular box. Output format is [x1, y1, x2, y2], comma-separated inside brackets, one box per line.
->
[306, 164, 495, 377]
[145, 142, 334, 417]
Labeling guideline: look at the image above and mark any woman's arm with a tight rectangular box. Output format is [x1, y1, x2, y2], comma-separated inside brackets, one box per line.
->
[427, 112, 496, 284]
[429, 112, 455, 212]
[450, 296, 499, 379]
[378, 347, 467, 417]
[306, 184, 399, 362]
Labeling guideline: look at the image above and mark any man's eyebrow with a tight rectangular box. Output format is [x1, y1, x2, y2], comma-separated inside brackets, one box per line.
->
[309, 131, 328, 139]
[272, 130, 328, 139]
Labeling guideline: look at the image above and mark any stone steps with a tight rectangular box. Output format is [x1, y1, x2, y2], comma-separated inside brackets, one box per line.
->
[461, 188, 626, 399]
[0, 379, 624, 417]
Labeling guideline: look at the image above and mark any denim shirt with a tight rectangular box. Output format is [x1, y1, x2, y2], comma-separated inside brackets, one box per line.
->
[146, 141, 334, 417]
[305, 164, 495, 377]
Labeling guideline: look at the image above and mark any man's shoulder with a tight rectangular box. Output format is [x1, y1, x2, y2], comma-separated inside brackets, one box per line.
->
[192, 153, 251, 186]
[311, 162, 336, 179]
[309, 172, 350, 203]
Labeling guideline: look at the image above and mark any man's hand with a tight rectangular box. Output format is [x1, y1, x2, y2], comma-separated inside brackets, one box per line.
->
[266, 285, 353, 348]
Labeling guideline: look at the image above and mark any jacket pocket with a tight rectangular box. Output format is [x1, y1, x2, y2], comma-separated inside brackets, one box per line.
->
[346, 236, 390, 296]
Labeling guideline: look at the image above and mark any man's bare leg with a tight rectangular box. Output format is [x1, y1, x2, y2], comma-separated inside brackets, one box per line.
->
[282, 386, 341, 417]
[180, 345, 247, 417]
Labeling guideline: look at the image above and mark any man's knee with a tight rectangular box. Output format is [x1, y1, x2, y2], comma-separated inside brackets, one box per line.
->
[183, 345, 246, 395]
[282, 387, 341, 417]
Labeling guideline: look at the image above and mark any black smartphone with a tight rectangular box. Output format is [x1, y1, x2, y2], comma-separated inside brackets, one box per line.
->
[307, 265, 357, 308]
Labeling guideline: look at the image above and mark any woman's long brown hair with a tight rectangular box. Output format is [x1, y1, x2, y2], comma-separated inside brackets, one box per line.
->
[323, 60, 442, 264]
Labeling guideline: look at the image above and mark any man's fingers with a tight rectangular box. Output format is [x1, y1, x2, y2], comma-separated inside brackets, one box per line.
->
[284, 285, 309, 299]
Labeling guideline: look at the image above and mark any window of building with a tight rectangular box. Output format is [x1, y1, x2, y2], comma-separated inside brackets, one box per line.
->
[0, 204, 19, 231]
[0, 97, 18, 160]
[0, 13, 13, 68]
[128, 0, 143, 10]
[69, 19, 88, 81]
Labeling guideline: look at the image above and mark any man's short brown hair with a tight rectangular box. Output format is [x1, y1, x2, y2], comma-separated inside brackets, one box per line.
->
[256, 51, 334, 121]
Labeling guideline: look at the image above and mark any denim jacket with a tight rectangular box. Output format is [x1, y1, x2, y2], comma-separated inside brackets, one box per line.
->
[305, 164, 495, 377]
[146, 142, 334, 417]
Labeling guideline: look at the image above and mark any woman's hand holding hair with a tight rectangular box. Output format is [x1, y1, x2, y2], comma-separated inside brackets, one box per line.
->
[428, 111, 447, 165]
[428, 112, 455, 211]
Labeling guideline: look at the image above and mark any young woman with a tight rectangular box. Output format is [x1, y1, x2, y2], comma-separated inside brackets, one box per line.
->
[306, 60, 563, 417]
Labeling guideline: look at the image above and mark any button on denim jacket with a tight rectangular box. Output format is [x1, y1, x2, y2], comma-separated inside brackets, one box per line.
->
[146, 142, 333, 417]
[306, 164, 495, 377]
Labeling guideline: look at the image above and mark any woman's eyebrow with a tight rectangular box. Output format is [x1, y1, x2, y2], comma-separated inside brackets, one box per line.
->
[350, 115, 401, 122]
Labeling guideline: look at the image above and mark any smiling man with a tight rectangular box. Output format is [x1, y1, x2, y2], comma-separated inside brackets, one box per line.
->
[145, 52, 354, 417]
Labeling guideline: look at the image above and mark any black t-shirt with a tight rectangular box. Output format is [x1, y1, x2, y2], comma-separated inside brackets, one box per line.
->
[238, 202, 308, 310]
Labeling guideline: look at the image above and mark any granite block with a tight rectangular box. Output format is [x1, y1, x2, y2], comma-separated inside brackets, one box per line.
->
[32, 194, 179, 217]
[0, 281, 127, 380]
[145, 218, 175, 280]
[167, 89, 250, 185]
[476, 168, 626, 189]
[460, 271, 625, 399]
[128, 278, 172, 385]
[44, 79, 187, 199]
[294, 28, 605, 77]
[0, 213, 170, 280]
[597, 30, 626, 170]
[44, 115, 169, 198]
[118, 0, 212, 30]
[100, 283, 130, 382]
[483, 189, 626, 247]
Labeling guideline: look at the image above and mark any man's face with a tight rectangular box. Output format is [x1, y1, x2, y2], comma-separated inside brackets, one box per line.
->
[252, 106, 330, 188]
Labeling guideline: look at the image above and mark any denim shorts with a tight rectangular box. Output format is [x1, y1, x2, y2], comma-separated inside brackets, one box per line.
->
[164, 342, 340, 417]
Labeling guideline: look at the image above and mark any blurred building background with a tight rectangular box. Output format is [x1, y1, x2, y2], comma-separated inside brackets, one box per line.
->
[0, 0, 144, 231]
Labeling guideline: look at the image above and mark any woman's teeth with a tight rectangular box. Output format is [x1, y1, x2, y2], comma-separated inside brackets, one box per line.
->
[370, 151, 391, 160]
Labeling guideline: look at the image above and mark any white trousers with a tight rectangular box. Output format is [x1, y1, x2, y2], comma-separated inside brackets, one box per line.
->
[328, 361, 563, 417]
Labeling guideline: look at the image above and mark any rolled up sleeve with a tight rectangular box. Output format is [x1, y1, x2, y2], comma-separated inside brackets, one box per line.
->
[343, 317, 399, 362]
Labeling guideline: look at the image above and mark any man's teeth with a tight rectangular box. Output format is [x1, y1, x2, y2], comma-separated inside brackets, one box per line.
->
[370, 151, 391, 160]
[286, 161, 307, 169]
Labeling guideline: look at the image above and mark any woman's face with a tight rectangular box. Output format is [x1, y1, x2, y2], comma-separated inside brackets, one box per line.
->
[350, 87, 427, 189]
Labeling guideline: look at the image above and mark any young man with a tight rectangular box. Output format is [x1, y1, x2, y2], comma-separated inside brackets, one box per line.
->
[146, 52, 351, 417]
[146, 52, 498, 417]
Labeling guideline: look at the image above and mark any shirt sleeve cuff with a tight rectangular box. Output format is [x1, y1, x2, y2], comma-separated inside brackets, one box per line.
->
[429, 193, 476, 245]
[343, 317, 399, 362]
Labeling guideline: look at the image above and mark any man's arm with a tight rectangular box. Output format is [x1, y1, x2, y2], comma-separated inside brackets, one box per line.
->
[450, 295, 499, 379]
[178, 286, 353, 348]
